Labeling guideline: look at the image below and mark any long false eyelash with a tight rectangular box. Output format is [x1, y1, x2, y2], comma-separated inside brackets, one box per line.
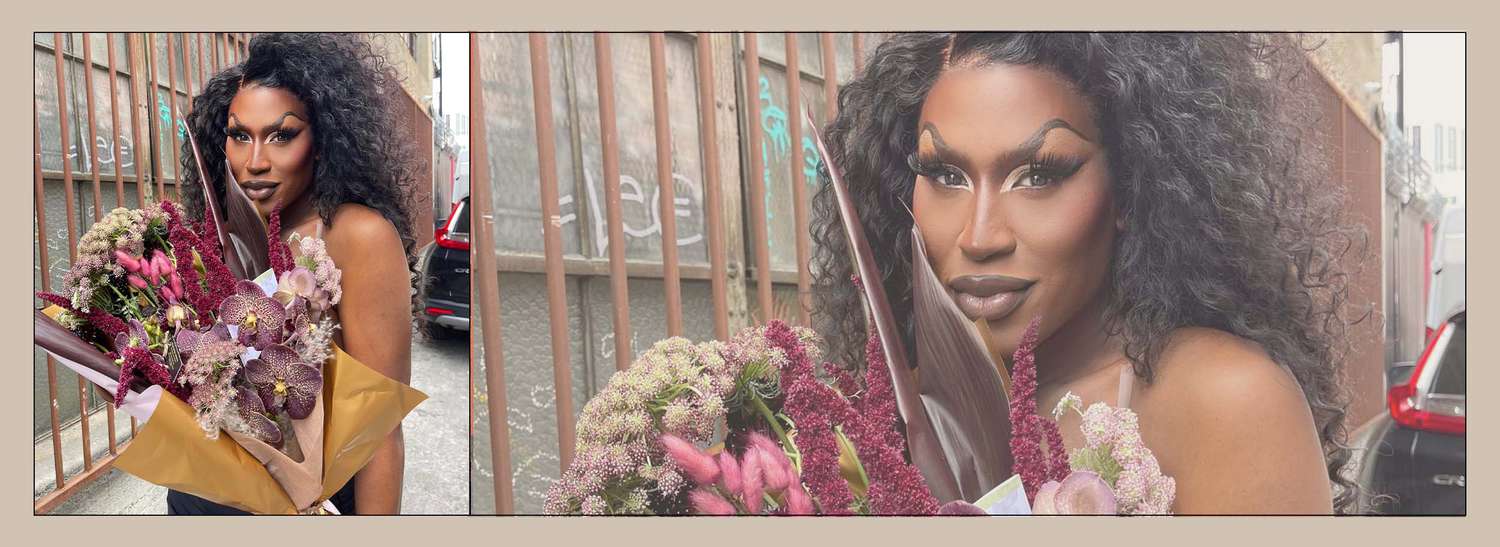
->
[906, 152, 953, 179]
[1026, 152, 1085, 178]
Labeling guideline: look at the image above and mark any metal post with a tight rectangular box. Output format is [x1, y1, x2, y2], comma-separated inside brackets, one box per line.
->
[593, 33, 632, 371]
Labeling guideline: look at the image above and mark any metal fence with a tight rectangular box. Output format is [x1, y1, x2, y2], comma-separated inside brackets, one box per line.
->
[32, 32, 435, 513]
[468, 32, 871, 513]
[32, 32, 251, 513]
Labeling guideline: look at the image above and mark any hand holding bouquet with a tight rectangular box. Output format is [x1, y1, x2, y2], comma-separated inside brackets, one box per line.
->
[35, 183, 423, 513]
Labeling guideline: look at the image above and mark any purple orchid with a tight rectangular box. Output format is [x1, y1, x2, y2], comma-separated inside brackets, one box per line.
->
[175, 322, 230, 362]
[235, 384, 283, 447]
[112, 319, 151, 354]
[243, 343, 321, 420]
[218, 280, 285, 349]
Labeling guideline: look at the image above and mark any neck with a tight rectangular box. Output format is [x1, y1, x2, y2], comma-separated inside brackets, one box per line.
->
[273, 193, 319, 239]
[1032, 296, 1125, 390]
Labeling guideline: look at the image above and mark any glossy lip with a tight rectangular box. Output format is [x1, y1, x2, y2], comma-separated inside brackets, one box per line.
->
[240, 179, 279, 202]
[947, 274, 1034, 322]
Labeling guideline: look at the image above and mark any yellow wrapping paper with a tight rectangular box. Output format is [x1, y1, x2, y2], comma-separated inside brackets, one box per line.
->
[112, 344, 427, 514]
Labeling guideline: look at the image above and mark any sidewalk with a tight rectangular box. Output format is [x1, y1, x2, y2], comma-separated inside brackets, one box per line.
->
[36, 325, 468, 515]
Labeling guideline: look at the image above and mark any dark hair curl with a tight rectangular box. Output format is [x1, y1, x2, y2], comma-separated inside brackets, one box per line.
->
[178, 32, 420, 265]
[809, 32, 1368, 513]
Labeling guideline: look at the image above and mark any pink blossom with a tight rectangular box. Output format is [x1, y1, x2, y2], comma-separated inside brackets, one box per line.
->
[717, 450, 743, 497]
[783, 478, 815, 515]
[1032, 471, 1117, 515]
[689, 489, 736, 516]
[740, 448, 765, 514]
[659, 434, 720, 487]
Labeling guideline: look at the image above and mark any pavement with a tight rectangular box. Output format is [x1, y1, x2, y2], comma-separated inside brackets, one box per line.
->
[36, 325, 468, 515]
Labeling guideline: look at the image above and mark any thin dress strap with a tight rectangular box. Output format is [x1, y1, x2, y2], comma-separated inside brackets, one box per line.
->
[1116, 363, 1135, 409]
[315, 221, 324, 240]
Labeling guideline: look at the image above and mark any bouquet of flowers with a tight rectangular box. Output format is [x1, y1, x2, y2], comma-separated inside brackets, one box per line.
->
[544, 320, 940, 515]
[33, 138, 424, 514]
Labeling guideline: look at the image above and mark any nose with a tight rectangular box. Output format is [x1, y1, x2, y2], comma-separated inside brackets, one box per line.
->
[956, 182, 1016, 262]
[245, 143, 271, 176]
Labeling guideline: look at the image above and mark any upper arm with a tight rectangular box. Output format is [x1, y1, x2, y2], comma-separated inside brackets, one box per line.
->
[323, 204, 412, 384]
[1143, 328, 1333, 514]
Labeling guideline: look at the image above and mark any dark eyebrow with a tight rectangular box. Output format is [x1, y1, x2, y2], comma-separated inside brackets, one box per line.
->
[225, 111, 306, 131]
[918, 118, 1092, 168]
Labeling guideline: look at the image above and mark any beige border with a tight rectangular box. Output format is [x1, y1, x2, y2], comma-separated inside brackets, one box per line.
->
[3, 0, 1490, 541]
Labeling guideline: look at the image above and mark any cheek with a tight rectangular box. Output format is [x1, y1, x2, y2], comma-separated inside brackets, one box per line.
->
[1010, 174, 1115, 293]
[912, 181, 970, 273]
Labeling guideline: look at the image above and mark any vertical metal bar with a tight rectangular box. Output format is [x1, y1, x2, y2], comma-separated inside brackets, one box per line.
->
[853, 33, 865, 75]
[820, 32, 839, 120]
[183, 34, 197, 111]
[77, 34, 103, 470]
[221, 32, 231, 66]
[241, 33, 249, 58]
[146, 33, 164, 201]
[128, 34, 146, 210]
[528, 33, 577, 470]
[650, 33, 684, 336]
[742, 33, 774, 321]
[592, 33, 632, 371]
[52, 31, 85, 479]
[35, 94, 65, 492]
[469, 33, 515, 514]
[107, 33, 125, 208]
[104, 32, 123, 453]
[785, 34, 812, 327]
[695, 33, 730, 341]
[166, 34, 182, 200]
[82, 34, 104, 223]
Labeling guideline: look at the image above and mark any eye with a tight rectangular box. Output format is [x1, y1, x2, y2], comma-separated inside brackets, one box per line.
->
[907, 153, 971, 189]
[1014, 171, 1058, 189]
[268, 130, 298, 143]
[228, 130, 251, 143]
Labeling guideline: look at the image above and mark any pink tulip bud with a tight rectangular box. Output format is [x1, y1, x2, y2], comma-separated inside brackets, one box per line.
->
[756, 447, 791, 494]
[783, 480, 815, 515]
[127, 274, 149, 290]
[149, 252, 170, 284]
[114, 250, 142, 273]
[688, 488, 736, 516]
[659, 434, 720, 487]
[740, 450, 765, 514]
[168, 273, 184, 302]
[717, 450, 742, 497]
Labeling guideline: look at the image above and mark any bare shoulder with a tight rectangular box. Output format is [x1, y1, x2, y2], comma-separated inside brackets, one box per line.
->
[1148, 327, 1306, 408]
[320, 204, 404, 263]
[1135, 327, 1332, 513]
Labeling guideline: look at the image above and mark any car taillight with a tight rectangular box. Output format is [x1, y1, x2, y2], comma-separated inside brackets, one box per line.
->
[1425, 326, 1436, 345]
[425, 306, 456, 316]
[437, 229, 470, 251]
[434, 201, 470, 251]
[1388, 322, 1464, 435]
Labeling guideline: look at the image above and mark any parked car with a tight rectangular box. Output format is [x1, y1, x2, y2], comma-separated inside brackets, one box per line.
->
[416, 196, 470, 340]
[1356, 306, 1465, 515]
[1426, 206, 1465, 343]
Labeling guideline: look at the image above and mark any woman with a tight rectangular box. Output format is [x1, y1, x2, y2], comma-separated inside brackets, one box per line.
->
[810, 33, 1362, 514]
[175, 33, 420, 515]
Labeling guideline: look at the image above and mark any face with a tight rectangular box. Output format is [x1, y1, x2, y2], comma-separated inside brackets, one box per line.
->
[224, 84, 315, 219]
[911, 63, 1118, 359]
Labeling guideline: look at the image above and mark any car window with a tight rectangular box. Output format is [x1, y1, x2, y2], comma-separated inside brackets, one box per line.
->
[1431, 319, 1466, 396]
[451, 199, 470, 235]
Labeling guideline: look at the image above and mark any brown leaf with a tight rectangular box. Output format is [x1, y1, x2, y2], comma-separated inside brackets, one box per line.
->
[911, 224, 1014, 501]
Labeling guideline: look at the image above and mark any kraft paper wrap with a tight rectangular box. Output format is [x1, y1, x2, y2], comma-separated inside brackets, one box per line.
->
[113, 344, 427, 514]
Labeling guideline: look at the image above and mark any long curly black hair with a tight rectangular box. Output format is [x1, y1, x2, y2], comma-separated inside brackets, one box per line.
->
[809, 32, 1368, 513]
[178, 33, 420, 266]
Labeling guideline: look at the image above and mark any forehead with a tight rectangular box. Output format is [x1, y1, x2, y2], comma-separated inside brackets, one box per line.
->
[917, 63, 1099, 150]
[227, 84, 309, 125]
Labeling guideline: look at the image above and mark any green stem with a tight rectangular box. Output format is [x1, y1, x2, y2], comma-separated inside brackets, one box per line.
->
[749, 394, 800, 471]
